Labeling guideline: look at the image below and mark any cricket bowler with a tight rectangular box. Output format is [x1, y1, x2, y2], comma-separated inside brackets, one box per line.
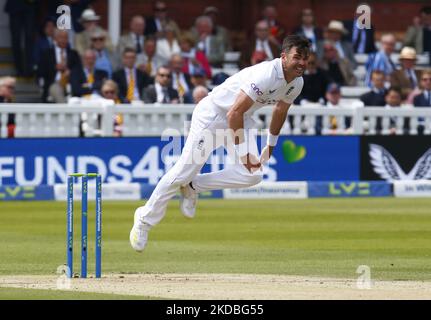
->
[130, 35, 311, 252]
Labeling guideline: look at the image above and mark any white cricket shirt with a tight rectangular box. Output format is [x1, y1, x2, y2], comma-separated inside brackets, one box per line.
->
[208, 58, 303, 116]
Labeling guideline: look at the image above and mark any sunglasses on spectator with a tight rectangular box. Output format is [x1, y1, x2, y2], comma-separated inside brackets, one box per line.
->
[92, 37, 105, 42]
[158, 73, 171, 78]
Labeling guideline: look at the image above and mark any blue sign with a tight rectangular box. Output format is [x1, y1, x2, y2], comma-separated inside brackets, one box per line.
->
[308, 181, 392, 198]
[0, 136, 359, 186]
[267, 136, 360, 181]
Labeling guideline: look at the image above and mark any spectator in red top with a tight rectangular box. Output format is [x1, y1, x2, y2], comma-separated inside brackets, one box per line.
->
[179, 33, 212, 79]
[262, 4, 285, 47]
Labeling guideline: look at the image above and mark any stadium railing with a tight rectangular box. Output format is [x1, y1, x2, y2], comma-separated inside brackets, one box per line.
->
[1, 101, 431, 137]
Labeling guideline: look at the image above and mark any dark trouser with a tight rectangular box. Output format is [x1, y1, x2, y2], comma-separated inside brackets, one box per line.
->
[8, 10, 35, 76]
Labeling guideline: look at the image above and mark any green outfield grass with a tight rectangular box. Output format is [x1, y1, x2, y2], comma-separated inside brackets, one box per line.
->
[1, 198, 431, 299]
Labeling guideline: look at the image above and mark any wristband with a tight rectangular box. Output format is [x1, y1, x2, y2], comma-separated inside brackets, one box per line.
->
[234, 142, 248, 157]
[267, 133, 279, 147]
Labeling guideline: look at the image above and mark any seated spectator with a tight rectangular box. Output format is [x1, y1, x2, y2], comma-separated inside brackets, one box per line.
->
[144, 1, 180, 39]
[193, 15, 225, 68]
[360, 70, 387, 107]
[316, 83, 351, 135]
[74, 8, 113, 56]
[390, 47, 421, 102]
[38, 29, 82, 103]
[384, 87, 405, 135]
[365, 33, 397, 87]
[90, 30, 118, 78]
[156, 25, 181, 65]
[325, 83, 352, 134]
[33, 17, 56, 73]
[203, 6, 231, 51]
[179, 33, 212, 79]
[319, 41, 356, 86]
[413, 70, 431, 134]
[261, 4, 285, 47]
[414, 70, 431, 107]
[190, 67, 209, 91]
[240, 20, 280, 69]
[100, 80, 123, 136]
[317, 21, 356, 69]
[143, 66, 179, 104]
[192, 85, 209, 104]
[293, 8, 322, 52]
[117, 15, 146, 56]
[169, 54, 193, 103]
[112, 48, 152, 103]
[70, 49, 108, 98]
[0, 77, 16, 137]
[295, 52, 330, 104]
[137, 37, 163, 79]
[404, 6, 431, 54]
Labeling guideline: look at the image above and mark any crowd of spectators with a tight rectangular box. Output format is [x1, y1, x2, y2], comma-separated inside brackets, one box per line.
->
[1, 1, 431, 137]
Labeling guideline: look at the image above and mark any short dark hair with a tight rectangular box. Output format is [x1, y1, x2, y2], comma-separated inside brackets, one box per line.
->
[386, 86, 402, 97]
[123, 47, 136, 55]
[281, 35, 311, 57]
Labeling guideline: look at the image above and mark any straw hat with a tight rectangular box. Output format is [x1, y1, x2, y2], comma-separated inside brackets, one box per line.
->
[327, 20, 347, 34]
[80, 9, 100, 23]
[399, 47, 417, 60]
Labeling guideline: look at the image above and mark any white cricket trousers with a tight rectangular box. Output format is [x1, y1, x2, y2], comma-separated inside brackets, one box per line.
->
[138, 96, 263, 226]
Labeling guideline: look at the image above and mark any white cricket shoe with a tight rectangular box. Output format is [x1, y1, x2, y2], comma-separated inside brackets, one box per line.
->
[129, 209, 151, 252]
[180, 183, 198, 218]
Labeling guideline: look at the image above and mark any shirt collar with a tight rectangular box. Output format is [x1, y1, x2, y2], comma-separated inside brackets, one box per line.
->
[275, 58, 285, 80]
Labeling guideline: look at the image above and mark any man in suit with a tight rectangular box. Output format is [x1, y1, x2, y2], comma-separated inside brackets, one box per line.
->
[136, 37, 163, 79]
[4, 0, 38, 76]
[144, 1, 180, 39]
[117, 15, 146, 56]
[38, 30, 82, 103]
[317, 21, 357, 69]
[70, 50, 108, 97]
[293, 8, 322, 52]
[0, 77, 16, 137]
[193, 15, 225, 68]
[404, 6, 431, 54]
[112, 48, 152, 103]
[169, 54, 194, 103]
[240, 20, 280, 69]
[143, 66, 179, 104]
[319, 41, 356, 86]
[360, 70, 387, 106]
[33, 17, 56, 74]
[390, 47, 422, 101]
[414, 70, 431, 107]
[413, 70, 431, 134]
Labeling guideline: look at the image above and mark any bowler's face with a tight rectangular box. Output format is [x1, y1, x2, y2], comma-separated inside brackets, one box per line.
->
[282, 47, 309, 77]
